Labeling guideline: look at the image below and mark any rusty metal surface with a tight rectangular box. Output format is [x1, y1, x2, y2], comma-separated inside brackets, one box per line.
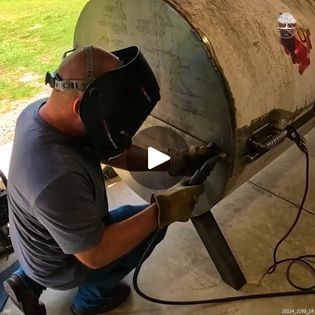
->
[74, 0, 233, 149]
[166, 0, 315, 128]
[74, 0, 315, 213]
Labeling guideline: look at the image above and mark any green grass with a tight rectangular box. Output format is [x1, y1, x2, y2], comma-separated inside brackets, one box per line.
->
[0, 0, 88, 113]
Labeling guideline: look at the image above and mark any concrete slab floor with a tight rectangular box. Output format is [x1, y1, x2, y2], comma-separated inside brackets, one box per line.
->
[1, 128, 315, 315]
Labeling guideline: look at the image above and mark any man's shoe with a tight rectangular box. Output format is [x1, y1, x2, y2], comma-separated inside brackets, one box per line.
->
[71, 283, 131, 315]
[3, 274, 46, 315]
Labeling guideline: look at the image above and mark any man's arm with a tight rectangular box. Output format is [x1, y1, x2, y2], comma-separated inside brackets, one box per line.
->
[74, 180, 204, 269]
[105, 144, 170, 172]
[106, 143, 219, 177]
[74, 203, 158, 269]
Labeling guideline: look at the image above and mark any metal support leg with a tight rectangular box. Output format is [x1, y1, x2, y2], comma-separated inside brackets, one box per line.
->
[191, 210, 246, 290]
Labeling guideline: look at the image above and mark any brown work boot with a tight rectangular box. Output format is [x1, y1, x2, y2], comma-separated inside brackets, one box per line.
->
[71, 283, 131, 315]
[3, 274, 46, 315]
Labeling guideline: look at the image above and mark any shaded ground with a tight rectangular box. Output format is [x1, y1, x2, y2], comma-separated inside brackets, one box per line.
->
[0, 88, 49, 145]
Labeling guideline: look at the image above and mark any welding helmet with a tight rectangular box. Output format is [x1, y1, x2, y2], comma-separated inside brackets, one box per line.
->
[46, 45, 160, 159]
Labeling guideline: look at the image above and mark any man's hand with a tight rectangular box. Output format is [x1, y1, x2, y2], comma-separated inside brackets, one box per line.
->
[168, 143, 219, 176]
[151, 181, 204, 228]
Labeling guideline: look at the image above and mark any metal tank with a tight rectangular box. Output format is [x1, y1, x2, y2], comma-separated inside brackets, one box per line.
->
[73, 0, 315, 216]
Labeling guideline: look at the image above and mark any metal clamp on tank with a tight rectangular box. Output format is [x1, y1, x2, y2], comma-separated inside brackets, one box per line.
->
[246, 123, 288, 162]
[247, 105, 315, 162]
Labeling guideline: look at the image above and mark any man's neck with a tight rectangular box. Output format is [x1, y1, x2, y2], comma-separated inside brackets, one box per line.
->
[39, 100, 82, 137]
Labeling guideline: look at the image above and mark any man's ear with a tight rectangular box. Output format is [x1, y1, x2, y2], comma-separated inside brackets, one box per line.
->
[72, 98, 81, 116]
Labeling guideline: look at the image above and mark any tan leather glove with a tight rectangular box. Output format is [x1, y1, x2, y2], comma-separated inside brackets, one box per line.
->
[151, 182, 204, 228]
[168, 143, 219, 176]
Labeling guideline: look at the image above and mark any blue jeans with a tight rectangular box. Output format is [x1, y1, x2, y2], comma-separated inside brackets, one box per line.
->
[14, 204, 167, 312]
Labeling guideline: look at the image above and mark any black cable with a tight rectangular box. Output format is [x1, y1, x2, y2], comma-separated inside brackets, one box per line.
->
[287, 256, 315, 290]
[132, 126, 315, 304]
[133, 229, 315, 305]
[133, 230, 315, 305]
[265, 148, 315, 291]
[267, 151, 309, 274]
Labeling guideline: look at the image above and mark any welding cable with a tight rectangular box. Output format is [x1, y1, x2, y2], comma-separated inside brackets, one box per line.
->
[265, 127, 315, 290]
[133, 230, 315, 305]
[133, 127, 315, 304]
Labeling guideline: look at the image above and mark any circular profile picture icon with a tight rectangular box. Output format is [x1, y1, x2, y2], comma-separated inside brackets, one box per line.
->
[277, 13, 297, 39]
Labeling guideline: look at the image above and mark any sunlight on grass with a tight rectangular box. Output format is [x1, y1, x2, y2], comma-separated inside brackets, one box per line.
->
[0, 0, 88, 113]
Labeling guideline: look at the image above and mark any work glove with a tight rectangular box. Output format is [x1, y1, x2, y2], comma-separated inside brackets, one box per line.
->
[151, 181, 204, 228]
[168, 143, 219, 176]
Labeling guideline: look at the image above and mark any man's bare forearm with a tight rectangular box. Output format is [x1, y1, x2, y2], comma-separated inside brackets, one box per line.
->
[106, 144, 170, 172]
[75, 203, 159, 269]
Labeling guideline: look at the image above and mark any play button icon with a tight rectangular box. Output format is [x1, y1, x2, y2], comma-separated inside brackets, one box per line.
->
[148, 147, 170, 169]
[120, 125, 187, 191]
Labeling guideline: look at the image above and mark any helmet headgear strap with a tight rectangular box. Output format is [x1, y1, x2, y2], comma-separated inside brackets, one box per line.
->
[45, 45, 94, 91]
[85, 45, 94, 82]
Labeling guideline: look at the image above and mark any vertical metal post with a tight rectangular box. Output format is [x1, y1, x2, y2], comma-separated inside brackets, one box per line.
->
[191, 210, 246, 290]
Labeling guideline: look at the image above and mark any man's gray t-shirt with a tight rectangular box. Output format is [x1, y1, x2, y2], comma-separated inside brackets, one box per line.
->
[8, 99, 108, 289]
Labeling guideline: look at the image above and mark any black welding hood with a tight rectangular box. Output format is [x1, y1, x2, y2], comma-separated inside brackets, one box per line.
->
[45, 46, 160, 159]
[80, 46, 160, 160]
[79, 46, 160, 159]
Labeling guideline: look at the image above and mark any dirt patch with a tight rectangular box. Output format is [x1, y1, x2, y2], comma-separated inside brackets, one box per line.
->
[18, 72, 42, 83]
[0, 88, 50, 146]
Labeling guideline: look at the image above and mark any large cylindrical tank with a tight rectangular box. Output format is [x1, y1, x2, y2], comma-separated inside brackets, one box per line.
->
[74, 0, 315, 215]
